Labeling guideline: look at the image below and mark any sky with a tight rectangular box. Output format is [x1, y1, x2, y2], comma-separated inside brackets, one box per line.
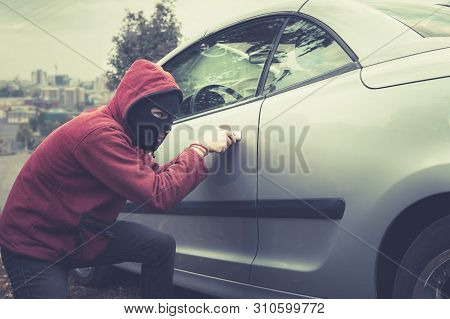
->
[0, 0, 281, 81]
[0, 0, 445, 81]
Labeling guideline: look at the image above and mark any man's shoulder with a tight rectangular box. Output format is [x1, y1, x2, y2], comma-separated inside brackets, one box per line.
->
[70, 106, 122, 130]
[63, 106, 128, 146]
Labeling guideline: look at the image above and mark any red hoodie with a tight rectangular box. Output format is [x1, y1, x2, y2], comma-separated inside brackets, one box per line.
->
[0, 59, 208, 266]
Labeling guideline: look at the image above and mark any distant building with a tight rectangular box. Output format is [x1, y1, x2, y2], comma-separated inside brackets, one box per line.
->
[88, 74, 112, 106]
[80, 80, 94, 90]
[7, 105, 37, 124]
[54, 74, 70, 86]
[63, 88, 77, 110]
[88, 90, 114, 106]
[63, 87, 85, 110]
[31, 69, 47, 86]
[40, 87, 61, 104]
[94, 75, 108, 92]
[70, 78, 82, 87]
[40, 108, 73, 122]
[47, 75, 55, 86]
[0, 97, 27, 108]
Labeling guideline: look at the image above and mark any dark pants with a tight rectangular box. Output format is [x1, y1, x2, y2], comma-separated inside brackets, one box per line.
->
[0, 221, 176, 299]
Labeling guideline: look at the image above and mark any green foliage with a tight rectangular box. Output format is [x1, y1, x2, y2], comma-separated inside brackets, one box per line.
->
[106, 0, 181, 90]
[16, 123, 34, 149]
[29, 117, 38, 132]
[33, 111, 72, 138]
[38, 121, 61, 137]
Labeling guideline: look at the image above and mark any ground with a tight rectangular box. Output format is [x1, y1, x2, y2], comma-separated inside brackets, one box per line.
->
[0, 257, 209, 298]
[0, 260, 13, 299]
[0, 152, 208, 299]
[0, 259, 142, 298]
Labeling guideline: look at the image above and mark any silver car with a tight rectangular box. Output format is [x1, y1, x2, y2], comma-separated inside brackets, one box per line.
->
[73, 0, 450, 298]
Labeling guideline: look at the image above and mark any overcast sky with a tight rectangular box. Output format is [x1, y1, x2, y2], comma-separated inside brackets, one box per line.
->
[0, 0, 444, 81]
[0, 0, 282, 81]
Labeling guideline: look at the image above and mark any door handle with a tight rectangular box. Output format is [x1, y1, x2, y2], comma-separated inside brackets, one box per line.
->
[219, 125, 242, 142]
[232, 131, 242, 142]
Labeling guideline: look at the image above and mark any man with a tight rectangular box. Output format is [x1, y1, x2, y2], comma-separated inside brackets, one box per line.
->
[0, 59, 237, 298]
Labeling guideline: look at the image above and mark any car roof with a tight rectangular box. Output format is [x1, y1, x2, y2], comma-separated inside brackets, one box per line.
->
[158, 0, 307, 65]
[301, 0, 424, 65]
[202, 0, 307, 37]
[159, 0, 425, 67]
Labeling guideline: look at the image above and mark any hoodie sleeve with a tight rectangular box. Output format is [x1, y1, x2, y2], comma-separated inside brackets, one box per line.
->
[145, 153, 180, 174]
[73, 126, 208, 212]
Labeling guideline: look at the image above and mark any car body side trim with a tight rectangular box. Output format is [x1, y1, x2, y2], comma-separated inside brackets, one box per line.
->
[258, 198, 345, 219]
[124, 200, 256, 217]
[113, 262, 317, 298]
[124, 199, 345, 219]
[173, 268, 315, 299]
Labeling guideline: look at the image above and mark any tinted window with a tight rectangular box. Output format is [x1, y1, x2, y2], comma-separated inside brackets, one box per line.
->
[365, 1, 450, 37]
[263, 18, 353, 94]
[164, 17, 285, 118]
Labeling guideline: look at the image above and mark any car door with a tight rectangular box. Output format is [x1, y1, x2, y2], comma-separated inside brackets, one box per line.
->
[122, 16, 286, 283]
[251, 15, 361, 293]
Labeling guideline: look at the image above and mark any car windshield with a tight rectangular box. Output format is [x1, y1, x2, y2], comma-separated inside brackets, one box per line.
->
[364, 1, 450, 37]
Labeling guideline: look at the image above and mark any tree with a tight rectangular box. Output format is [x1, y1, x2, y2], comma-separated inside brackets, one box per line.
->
[16, 124, 34, 151]
[39, 121, 60, 138]
[106, 0, 181, 90]
[29, 116, 38, 132]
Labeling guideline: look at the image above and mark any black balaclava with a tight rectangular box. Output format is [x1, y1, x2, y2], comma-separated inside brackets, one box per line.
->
[126, 91, 181, 152]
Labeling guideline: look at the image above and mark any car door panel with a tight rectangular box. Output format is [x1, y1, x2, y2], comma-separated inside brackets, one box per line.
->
[250, 15, 362, 295]
[252, 69, 369, 296]
[123, 16, 286, 283]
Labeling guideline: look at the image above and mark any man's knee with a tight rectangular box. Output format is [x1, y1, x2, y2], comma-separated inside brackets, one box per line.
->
[159, 233, 176, 254]
[150, 232, 176, 261]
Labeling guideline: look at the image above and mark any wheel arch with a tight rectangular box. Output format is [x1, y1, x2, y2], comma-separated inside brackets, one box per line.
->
[376, 192, 450, 298]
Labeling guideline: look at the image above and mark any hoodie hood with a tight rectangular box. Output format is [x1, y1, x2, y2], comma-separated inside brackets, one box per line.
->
[107, 59, 183, 134]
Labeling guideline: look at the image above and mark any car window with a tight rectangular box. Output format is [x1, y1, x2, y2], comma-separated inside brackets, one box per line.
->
[263, 17, 353, 94]
[164, 17, 285, 118]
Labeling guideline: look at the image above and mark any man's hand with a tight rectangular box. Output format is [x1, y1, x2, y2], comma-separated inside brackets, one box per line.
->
[196, 128, 238, 154]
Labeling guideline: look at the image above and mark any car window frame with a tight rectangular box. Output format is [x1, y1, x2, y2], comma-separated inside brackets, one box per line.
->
[258, 12, 362, 98]
[161, 14, 290, 125]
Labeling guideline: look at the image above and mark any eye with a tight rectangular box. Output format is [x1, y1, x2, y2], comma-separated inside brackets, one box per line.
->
[151, 109, 169, 119]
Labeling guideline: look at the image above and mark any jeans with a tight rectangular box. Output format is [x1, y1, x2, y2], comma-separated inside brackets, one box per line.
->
[0, 221, 176, 299]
